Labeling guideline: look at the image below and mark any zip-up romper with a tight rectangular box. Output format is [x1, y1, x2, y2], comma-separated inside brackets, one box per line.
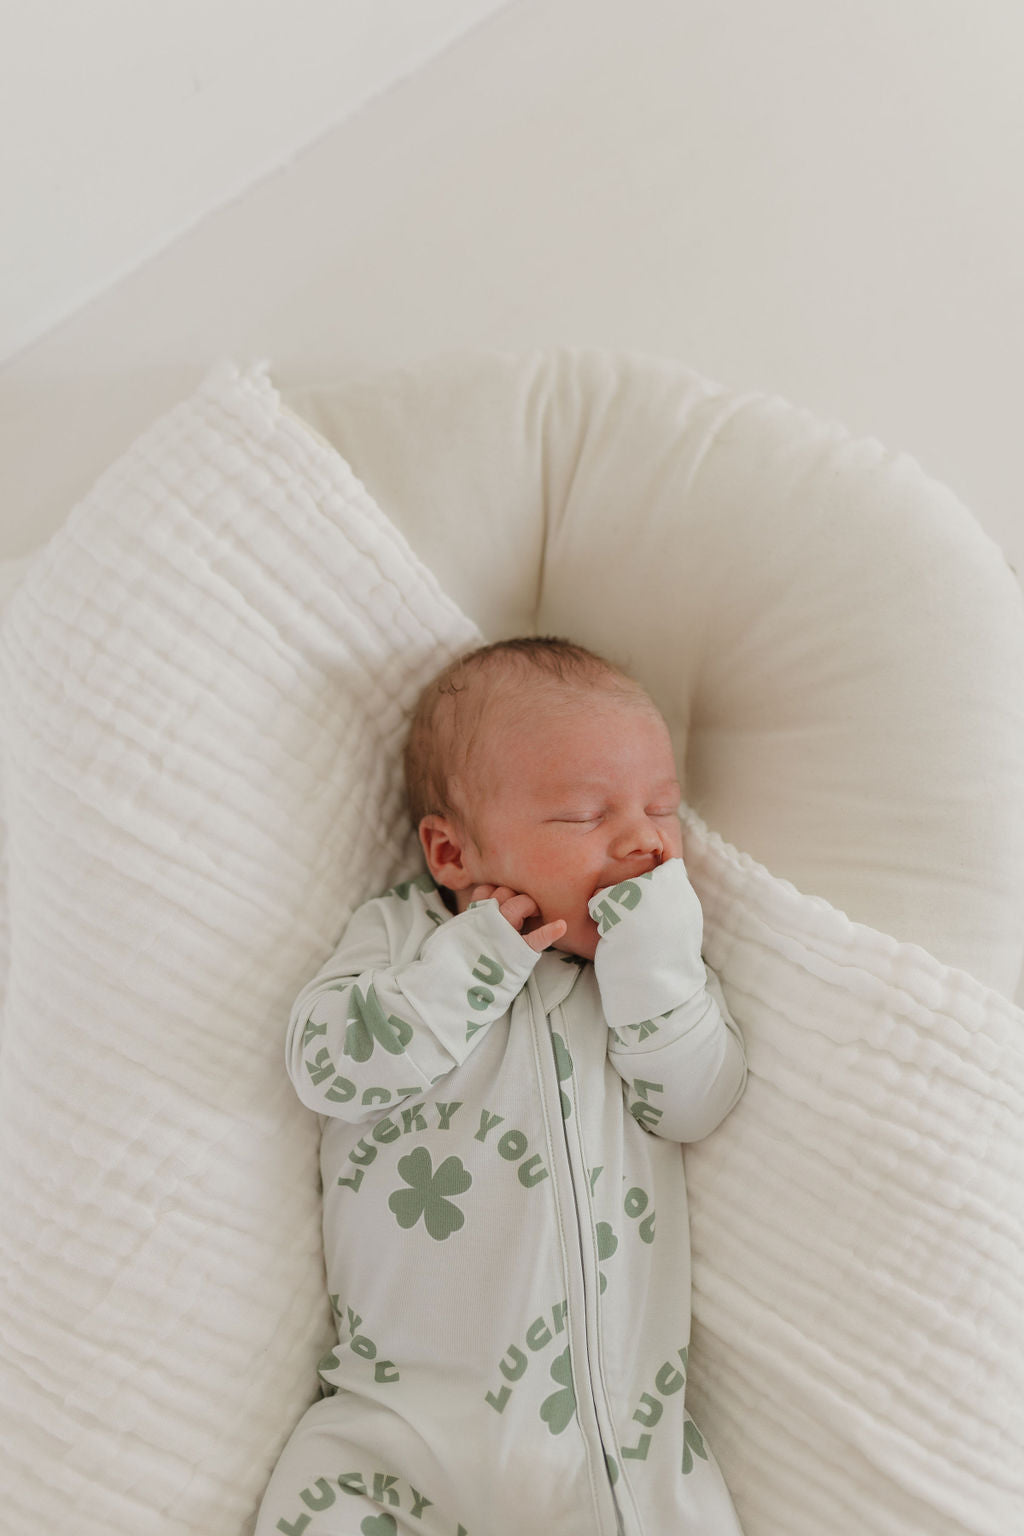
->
[255, 858, 747, 1536]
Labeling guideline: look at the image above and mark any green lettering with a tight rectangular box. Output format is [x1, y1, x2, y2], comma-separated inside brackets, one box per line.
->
[338, 1473, 366, 1497]
[499, 1345, 527, 1382]
[475, 1109, 504, 1142]
[306, 1048, 334, 1086]
[655, 1361, 684, 1395]
[486, 1384, 512, 1413]
[300, 1479, 335, 1511]
[324, 1075, 356, 1103]
[350, 1335, 376, 1359]
[374, 1360, 400, 1384]
[372, 1116, 400, 1144]
[467, 984, 494, 1010]
[517, 1154, 549, 1187]
[276, 1517, 311, 1536]
[624, 1186, 649, 1217]
[592, 899, 621, 935]
[526, 1316, 552, 1350]
[337, 1168, 364, 1192]
[349, 1138, 378, 1167]
[630, 1101, 663, 1132]
[632, 1079, 663, 1101]
[497, 1129, 528, 1161]
[400, 1103, 427, 1134]
[621, 1432, 652, 1461]
[633, 1392, 662, 1428]
[682, 1417, 708, 1474]
[609, 879, 643, 909]
[372, 1474, 400, 1505]
[472, 954, 505, 986]
[410, 1487, 433, 1518]
[436, 1101, 462, 1129]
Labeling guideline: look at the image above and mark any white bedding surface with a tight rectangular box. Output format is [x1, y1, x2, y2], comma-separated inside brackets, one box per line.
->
[0, 364, 1021, 1534]
[290, 349, 1024, 997]
[680, 814, 1024, 1534]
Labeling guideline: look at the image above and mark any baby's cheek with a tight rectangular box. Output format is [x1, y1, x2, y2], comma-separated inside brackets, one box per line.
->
[663, 819, 685, 860]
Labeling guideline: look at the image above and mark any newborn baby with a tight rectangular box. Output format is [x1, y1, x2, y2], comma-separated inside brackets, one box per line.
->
[255, 636, 747, 1536]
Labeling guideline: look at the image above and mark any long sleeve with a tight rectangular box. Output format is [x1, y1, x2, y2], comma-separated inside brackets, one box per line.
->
[287, 889, 542, 1124]
[588, 858, 747, 1144]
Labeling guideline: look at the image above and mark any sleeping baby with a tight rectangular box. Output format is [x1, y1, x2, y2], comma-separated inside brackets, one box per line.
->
[255, 636, 747, 1536]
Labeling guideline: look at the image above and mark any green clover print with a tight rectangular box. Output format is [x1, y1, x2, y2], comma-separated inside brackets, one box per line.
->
[551, 1031, 574, 1120]
[361, 1517, 397, 1536]
[540, 1346, 577, 1435]
[344, 984, 414, 1062]
[596, 1221, 618, 1261]
[388, 1147, 472, 1240]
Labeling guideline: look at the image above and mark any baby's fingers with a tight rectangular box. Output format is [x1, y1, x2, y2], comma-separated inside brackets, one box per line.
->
[522, 918, 568, 953]
[496, 892, 539, 929]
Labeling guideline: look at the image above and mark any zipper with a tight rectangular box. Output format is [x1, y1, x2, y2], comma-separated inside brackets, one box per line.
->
[525, 968, 626, 1536]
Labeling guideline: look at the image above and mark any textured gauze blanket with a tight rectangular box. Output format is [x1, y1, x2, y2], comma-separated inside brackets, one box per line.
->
[0, 364, 1021, 1536]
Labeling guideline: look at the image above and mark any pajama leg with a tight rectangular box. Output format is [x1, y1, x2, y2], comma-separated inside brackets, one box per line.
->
[253, 1396, 471, 1536]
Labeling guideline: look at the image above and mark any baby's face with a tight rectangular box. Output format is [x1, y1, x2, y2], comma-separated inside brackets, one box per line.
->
[456, 693, 683, 960]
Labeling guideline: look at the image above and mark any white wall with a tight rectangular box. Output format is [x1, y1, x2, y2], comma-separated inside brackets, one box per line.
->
[0, 0, 511, 362]
[2, 0, 1022, 580]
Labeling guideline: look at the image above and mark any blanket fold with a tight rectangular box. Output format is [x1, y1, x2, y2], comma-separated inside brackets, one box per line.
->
[0, 364, 1020, 1536]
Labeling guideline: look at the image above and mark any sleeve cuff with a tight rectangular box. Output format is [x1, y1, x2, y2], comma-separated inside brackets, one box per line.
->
[395, 898, 541, 1064]
[589, 859, 708, 1028]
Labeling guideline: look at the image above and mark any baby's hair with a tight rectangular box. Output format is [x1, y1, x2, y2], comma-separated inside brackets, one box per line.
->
[403, 636, 653, 837]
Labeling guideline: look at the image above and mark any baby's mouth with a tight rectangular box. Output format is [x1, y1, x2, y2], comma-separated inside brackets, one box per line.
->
[591, 858, 659, 900]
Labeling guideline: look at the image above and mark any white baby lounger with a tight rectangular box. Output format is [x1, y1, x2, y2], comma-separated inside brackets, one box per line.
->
[1, 349, 1022, 1536]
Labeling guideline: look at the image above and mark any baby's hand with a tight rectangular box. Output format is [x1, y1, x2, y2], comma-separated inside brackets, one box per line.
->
[469, 885, 568, 953]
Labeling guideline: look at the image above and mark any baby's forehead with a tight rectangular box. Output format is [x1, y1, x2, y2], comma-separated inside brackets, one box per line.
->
[475, 677, 633, 737]
[469, 680, 669, 775]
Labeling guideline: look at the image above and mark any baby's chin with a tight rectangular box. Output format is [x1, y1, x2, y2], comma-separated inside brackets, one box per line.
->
[552, 918, 598, 963]
[521, 906, 597, 961]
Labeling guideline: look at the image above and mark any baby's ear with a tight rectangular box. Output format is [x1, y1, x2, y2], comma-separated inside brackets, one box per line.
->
[418, 815, 473, 891]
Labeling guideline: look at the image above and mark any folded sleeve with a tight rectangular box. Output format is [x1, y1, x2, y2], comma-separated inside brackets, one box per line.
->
[589, 859, 747, 1143]
[287, 894, 541, 1123]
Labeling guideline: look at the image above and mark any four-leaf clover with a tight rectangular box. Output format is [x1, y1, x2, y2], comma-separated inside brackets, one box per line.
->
[540, 1346, 577, 1435]
[344, 984, 414, 1062]
[388, 1146, 472, 1240]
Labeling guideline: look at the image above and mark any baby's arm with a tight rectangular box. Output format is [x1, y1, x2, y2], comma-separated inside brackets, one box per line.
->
[287, 888, 550, 1124]
[589, 859, 747, 1143]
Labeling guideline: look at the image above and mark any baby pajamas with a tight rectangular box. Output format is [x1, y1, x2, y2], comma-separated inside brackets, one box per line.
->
[255, 858, 747, 1536]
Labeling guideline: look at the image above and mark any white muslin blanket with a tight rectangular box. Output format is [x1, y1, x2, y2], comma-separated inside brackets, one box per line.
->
[0, 364, 1021, 1536]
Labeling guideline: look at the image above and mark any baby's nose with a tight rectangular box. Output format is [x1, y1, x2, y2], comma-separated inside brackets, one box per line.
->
[610, 817, 661, 858]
